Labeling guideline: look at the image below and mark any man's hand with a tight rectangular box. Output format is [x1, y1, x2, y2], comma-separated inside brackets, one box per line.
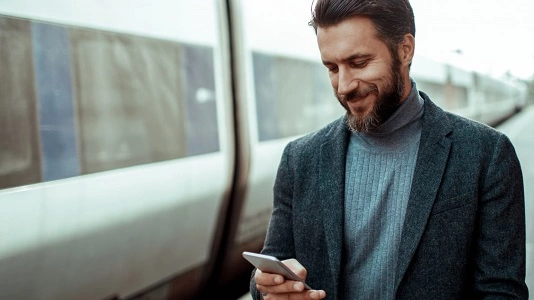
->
[254, 259, 326, 299]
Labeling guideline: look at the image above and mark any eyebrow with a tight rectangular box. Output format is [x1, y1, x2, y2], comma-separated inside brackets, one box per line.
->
[322, 53, 373, 65]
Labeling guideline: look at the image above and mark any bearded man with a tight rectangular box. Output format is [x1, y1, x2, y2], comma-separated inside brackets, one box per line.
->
[250, 0, 528, 299]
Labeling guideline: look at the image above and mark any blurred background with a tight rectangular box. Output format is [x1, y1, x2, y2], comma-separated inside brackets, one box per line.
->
[0, 0, 532, 299]
[412, 0, 534, 81]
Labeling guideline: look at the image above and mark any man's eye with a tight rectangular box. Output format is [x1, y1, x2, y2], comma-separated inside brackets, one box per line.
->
[327, 66, 338, 73]
[351, 61, 368, 68]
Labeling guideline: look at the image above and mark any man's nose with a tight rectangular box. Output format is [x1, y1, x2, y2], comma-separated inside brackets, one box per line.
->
[337, 69, 358, 96]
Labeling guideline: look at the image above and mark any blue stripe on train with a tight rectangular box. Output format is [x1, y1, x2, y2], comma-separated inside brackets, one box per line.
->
[32, 22, 80, 181]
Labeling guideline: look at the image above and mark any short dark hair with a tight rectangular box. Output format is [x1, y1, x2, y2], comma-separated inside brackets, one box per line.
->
[309, 0, 415, 56]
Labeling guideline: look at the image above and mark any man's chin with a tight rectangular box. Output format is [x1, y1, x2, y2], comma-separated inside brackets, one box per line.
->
[346, 113, 379, 133]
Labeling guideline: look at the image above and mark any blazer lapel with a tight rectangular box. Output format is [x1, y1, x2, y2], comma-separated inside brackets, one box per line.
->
[319, 117, 350, 296]
[395, 95, 453, 289]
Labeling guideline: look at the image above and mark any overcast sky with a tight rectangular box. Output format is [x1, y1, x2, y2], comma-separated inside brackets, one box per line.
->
[410, 0, 534, 79]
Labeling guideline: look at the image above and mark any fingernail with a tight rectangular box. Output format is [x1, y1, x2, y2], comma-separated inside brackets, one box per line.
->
[293, 282, 304, 291]
[274, 276, 283, 284]
[311, 290, 324, 299]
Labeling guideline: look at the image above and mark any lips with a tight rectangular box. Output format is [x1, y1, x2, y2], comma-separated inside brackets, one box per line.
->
[346, 93, 370, 103]
[344, 85, 378, 103]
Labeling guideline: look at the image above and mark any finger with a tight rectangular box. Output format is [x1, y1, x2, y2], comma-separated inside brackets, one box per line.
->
[262, 289, 326, 300]
[261, 291, 307, 300]
[254, 269, 285, 286]
[305, 289, 327, 299]
[282, 259, 307, 280]
[286, 290, 327, 300]
[257, 280, 305, 295]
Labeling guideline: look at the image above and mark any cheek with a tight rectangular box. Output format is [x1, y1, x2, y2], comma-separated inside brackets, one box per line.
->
[358, 64, 390, 83]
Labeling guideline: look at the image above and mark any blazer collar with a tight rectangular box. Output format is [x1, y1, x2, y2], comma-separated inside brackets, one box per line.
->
[394, 92, 453, 289]
[319, 115, 350, 298]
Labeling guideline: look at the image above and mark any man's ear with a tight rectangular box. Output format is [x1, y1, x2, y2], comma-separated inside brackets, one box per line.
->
[398, 34, 415, 67]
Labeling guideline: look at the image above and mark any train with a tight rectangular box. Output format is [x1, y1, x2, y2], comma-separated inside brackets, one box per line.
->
[0, 0, 527, 299]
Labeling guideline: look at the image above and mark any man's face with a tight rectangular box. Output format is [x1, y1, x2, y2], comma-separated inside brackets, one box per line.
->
[317, 16, 405, 133]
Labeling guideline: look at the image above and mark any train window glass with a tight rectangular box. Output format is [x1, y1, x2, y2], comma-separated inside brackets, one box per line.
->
[69, 28, 220, 174]
[0, 16, 41, 189]
[444, 85, 468, 110]
[70, 28, 189, 173]
[0, 13, 221, 190]
[253, 52, 339, 141]
[183, 45, 220, 156]
[32, 22, 81, 181]
[252, 53, 279, 141]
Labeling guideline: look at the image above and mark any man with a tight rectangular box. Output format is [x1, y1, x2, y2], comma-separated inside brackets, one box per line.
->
[250, 0, 528, 299]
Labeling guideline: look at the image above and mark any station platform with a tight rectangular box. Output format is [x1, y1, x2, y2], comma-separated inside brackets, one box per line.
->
[237, 105, 534, 299]
[497, 105, 534, 291]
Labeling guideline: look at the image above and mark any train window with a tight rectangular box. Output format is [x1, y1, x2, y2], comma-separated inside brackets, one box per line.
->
[0, 15, 220, 189]
[444, 85, 468, 110]
[32, 22, 81, 181]
[253, 52, 339, 141]
[481, 77, 507, 103]
[70, 27, 219, 173]
[0, 16, 41, 189]
[182, 45, 220, 156]
[70, 28, 186, 173]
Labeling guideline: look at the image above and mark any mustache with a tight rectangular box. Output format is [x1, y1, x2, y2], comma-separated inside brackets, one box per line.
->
[337, 85, 378, 102]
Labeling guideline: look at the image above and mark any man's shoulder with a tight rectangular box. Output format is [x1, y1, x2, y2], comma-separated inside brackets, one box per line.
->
[444, 109, 505, 142]
[421, 91, 505, 141]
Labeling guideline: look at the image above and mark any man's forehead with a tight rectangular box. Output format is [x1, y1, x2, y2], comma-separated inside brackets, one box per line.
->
[316, 17, 385, 60]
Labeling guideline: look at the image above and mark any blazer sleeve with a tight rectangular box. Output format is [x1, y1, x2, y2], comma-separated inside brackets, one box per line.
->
[250, 142, 297, 299]
[473, 133, 529, 298]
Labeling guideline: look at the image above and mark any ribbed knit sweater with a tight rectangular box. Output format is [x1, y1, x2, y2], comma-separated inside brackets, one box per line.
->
[341, 81, 424, 299]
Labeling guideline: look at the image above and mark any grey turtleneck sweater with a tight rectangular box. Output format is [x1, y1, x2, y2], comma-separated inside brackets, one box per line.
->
[341, 81, 424, 299]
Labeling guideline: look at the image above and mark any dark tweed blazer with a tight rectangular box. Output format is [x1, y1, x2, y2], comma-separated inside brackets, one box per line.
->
[251, 92, 528, 299]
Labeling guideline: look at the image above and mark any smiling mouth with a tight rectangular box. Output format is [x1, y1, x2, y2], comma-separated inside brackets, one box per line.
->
[346, 92, 373, 104]
[344, 86, 377, 103]
[346, 95, 367, 103]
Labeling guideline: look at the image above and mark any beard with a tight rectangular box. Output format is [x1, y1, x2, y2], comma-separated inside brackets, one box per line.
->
[335, 56, 405, 133]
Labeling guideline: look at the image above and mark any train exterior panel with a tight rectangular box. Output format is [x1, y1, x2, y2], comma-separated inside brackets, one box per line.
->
[0, 0, 236, 299]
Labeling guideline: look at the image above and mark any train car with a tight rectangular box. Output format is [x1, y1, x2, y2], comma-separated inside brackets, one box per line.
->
[0, 1, 235, 299]
[0, 0, 526, 299]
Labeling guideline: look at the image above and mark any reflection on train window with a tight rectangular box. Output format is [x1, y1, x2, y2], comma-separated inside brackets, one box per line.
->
[32, 22, 81, 181]
[0, 17, 41, 189]
[70, 28, 219, 174]
[70, 29, 189, 173]
[0, 15, 219, 190]
[183, 46, 219, 156]
[253, 52, 339, 141]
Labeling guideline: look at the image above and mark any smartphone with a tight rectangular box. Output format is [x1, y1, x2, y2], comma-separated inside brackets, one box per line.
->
[242, 251, 312, 289]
